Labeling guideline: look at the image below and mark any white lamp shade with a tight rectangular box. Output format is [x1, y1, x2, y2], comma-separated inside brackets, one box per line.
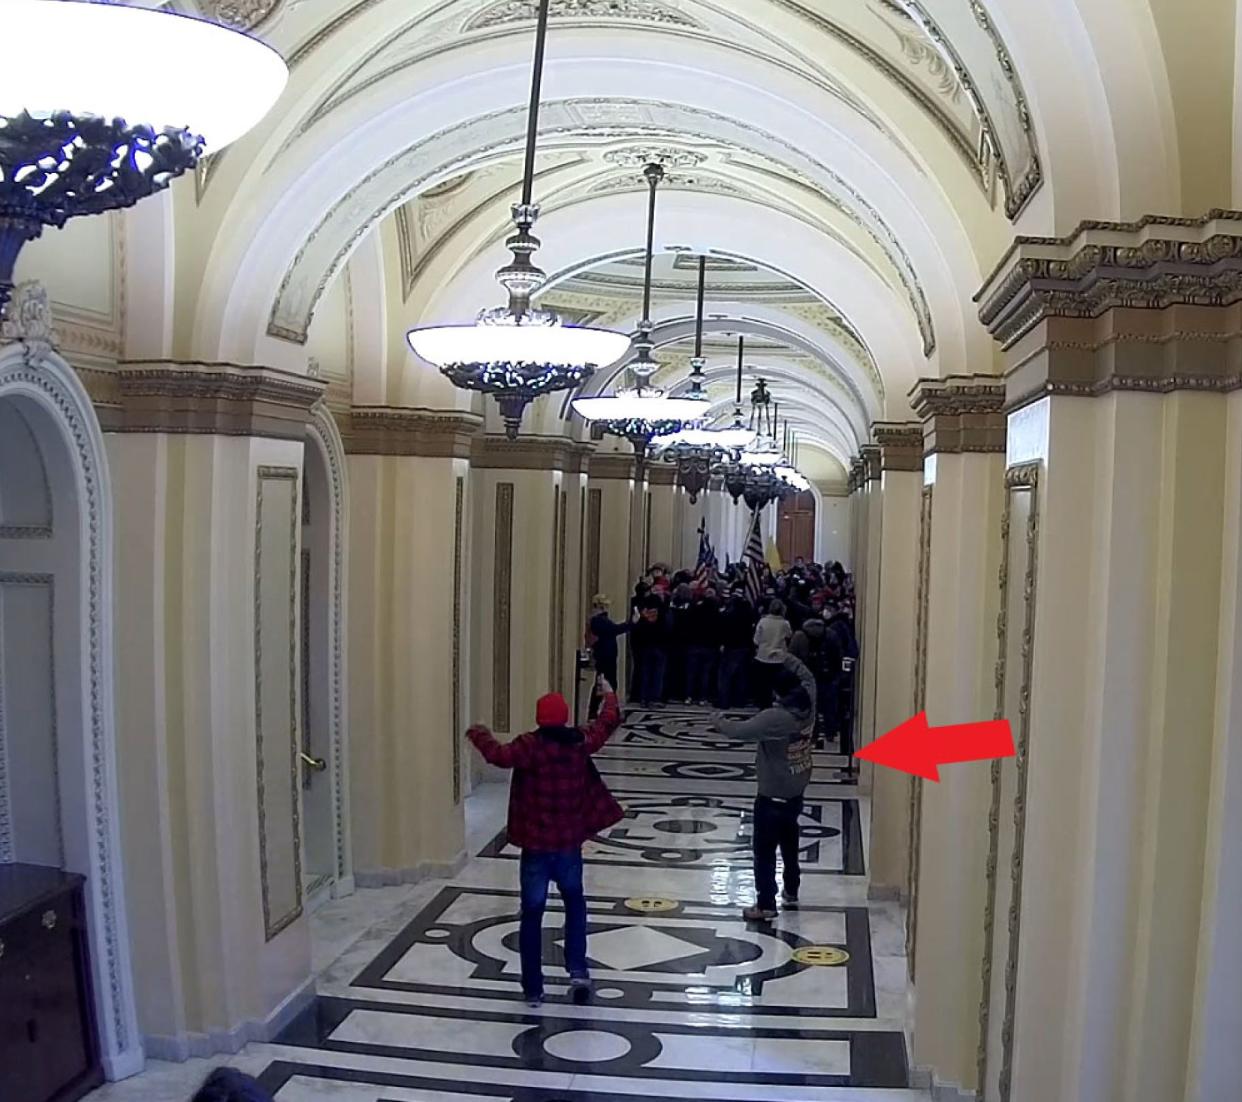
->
[409, 322, 631, 370]
[739, 449, 782, 466]
[0, 1, 288, 151]
[573, 392, 710, 424]
[650, 425, 756, 452]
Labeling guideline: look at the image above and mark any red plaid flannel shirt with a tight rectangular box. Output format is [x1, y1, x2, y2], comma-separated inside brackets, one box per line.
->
[467, 693, 623, 852]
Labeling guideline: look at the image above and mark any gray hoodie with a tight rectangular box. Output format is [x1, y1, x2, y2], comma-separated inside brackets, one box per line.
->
[716, 653, 816, 798]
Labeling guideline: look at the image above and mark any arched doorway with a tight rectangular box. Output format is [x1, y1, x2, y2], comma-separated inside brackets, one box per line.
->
[778, 491, 816, 565]
[301, 405, 352, 903]
[0, 322, 141, 1079]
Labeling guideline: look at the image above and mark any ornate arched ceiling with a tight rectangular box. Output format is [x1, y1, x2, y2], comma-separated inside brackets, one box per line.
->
[170, 0, 1196, 437]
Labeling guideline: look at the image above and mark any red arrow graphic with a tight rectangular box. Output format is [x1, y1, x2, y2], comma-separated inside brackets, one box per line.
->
[855, 712, 1014, 782]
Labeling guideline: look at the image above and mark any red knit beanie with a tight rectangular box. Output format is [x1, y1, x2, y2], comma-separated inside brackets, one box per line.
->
[536, 692, 570, 728]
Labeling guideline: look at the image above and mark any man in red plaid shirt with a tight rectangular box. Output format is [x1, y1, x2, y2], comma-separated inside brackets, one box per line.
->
[468, 676, 623, 1007]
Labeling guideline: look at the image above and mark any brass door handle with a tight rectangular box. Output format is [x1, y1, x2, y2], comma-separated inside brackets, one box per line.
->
[299, 752, 327, 773]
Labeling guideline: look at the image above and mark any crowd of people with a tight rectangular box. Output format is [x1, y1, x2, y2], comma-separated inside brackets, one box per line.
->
[587, 556, 860, 754]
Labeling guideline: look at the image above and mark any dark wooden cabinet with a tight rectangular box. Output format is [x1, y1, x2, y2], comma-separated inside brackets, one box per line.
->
[0, 864, 103, 1102]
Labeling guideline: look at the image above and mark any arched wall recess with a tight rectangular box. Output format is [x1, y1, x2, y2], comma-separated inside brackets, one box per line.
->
[0, 294, 143, 1081]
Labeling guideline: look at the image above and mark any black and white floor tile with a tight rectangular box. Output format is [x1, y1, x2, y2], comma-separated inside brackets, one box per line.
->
[85, 705, 923, 1102]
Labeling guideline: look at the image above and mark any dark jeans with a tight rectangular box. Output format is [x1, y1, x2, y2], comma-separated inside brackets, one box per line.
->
[718, 647, 751, 708]
[519, 849, 588, 998]
[752, 795, 804, 910]
[686, 645, 718, 703]
[634, 649, 667, 705]
[589, 652, 617, 718]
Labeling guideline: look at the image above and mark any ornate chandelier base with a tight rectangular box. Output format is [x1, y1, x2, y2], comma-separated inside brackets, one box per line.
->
[440, 355, 597, 439]
[0, 111, 201, 313]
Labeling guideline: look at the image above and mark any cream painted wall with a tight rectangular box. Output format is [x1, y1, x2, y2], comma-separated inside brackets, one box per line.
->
[348, 453, 466, 879]
[106, 431, 313, 1055]
[817, 492, 852, 568]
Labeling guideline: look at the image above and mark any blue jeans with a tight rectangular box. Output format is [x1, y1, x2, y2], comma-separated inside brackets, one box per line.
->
[635, 649, 667, 704]
[519, 849, 588, 997]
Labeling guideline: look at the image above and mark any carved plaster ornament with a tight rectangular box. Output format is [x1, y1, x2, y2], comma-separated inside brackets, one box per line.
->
[603, 146, 708, 170]
[205, 0, 283, 31]
[468, 0, 699, 31]
[0, 281, 59, 366]
[307, 356, 322, 379]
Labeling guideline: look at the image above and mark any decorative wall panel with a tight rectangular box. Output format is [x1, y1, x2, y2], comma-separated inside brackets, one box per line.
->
[587, 489, 602, 601]
[977, 463, 1041, 1102]
[254, 466, 303, 942]
[0, 574, 61, 867]
[905, 483, 933, 978]
[452, 477, 464, 804]
[493, 484, 514, 732]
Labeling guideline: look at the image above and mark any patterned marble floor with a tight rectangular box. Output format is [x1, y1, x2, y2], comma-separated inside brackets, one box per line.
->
[85, 707, 925, 1102]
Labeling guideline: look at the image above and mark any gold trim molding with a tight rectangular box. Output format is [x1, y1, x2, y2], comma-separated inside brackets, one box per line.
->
[909, 375, 1007, 455]
[871, 423, 923, 472]
[96, 361, 325, 440]
[341, 406, 482, 457]
[589, 453, 640, 481]
[470, 434, 593, 473]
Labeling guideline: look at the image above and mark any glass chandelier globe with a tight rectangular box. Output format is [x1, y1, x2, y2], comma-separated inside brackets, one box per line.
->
[0, 0, 288, 313]
[407, 0, 629, 438]
[572, 162, 708, 444]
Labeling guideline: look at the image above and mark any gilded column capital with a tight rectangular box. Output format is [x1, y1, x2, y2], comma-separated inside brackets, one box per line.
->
[470, 434, 594, 472]
[342, 406, 482, 458]
[97, 360, 326, 440]
[588, 452, 640, 481]
[871, 422, 923, 472]
[860, 443, 882, 482]
[647, 461, 678, 487]
[909, 375, 1007, 455]
[977, 210, 1242, 408]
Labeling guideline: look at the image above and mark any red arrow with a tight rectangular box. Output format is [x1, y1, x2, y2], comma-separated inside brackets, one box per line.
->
[855, 712, 1014, 782]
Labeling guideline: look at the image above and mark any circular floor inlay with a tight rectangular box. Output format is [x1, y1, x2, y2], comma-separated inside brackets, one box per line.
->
[544, 1029, 632, 1063]
[597, 987, 626, 999]
[426, 928, 451, 939]
[792, 945, 850, 967]
[653, 818, 717, 835]
[624, 897, 679, 913]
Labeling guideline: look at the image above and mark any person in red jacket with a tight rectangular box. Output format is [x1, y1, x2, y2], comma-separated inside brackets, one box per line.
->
[467, 676, 623, 1007]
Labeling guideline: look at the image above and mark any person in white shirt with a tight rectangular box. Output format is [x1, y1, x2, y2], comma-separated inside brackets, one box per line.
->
[752, 598, 792, 707]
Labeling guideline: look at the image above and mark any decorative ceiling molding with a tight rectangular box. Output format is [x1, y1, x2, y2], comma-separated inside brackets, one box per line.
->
[264, 99, 937, 370]
[202, 0, 283, 31]
[602, 147, 708, 169]
[590, 170, 748, 200]
[465, 0, 702, 31]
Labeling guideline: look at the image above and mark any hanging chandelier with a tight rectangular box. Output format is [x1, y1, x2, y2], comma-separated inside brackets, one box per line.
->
[723, 374, 781, 503]
[407, 0, 630, 439]
[0, 0, 288, 314]
[649, 265, 754, 502]
[572, 162, 709, 447]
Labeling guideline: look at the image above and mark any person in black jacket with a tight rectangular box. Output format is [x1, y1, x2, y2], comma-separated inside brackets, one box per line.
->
[823, 603, 859, 754]
[685, 587, 722, 705]
[192, 1069, 274, 1102]
[630, 597, 670, 707]
[717, 591, 756, 708]
[588, 594, 630, 717]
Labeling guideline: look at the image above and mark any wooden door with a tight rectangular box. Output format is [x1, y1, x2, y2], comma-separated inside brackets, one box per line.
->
[777, 491, 816, 565]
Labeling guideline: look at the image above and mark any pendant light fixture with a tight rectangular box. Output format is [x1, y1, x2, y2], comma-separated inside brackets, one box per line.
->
[0, 0, 288, 314]
[407, 0, 630, 439]
[572, 162, 710, 446]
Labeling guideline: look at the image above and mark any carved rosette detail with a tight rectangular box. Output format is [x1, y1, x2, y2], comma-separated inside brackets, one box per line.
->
[467, 0, 700, 30]
[205, 0, 283, 30]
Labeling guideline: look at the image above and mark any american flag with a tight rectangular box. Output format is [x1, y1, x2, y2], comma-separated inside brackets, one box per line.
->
[694, 518, 717, 584]
[743, 509, 765, 606]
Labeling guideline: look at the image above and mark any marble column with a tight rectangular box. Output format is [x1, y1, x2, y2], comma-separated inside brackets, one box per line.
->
[343, 407, 479, 884]
[647, 462, 680, 569]
[866, 424, 924, 898]
[906, 377, 1007, 1096]
[587, 453, 640, 691]
[104, 362, 324, 1058]
[962, 214, 1242, 1102]
[469, 435, 592, 733]
[855, 444, 883, 762]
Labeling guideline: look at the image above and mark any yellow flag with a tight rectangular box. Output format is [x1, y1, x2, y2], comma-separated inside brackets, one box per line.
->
[765, 539, 782, 572]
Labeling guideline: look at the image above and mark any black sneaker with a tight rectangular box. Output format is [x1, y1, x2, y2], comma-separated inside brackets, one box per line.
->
[781, 891, 800, 910]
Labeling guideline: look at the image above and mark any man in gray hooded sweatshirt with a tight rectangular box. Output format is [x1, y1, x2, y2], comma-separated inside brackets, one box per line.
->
[713, 653, 816, 920]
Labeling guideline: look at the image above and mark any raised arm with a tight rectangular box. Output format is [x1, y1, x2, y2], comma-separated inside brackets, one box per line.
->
[716, 711, 794, 743]
[584, 690, 622, 754]
[467, 725, 535, 769]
